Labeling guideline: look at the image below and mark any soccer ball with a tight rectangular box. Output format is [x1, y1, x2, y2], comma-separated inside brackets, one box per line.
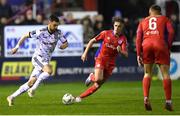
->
[62, 93, 74, 105]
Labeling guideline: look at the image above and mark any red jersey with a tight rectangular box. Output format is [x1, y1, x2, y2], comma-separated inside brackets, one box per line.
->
[136, 15, 174, 56]
[94, 30, 128, 62]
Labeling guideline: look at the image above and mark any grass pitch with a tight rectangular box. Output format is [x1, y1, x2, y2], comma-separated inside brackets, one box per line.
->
[0, 80, 180, 115]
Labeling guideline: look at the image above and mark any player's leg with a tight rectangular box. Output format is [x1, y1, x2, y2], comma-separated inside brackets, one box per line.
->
[28, 55, 52, 95]
[155, 44, 173, 111]
[74, 60, 114, 103]
[143, 63, 153, 111]
[29, 64, 52, 92]
[159, 64, 173, 111]
[27, 68, 43, 97]
[141, 43, 154, 110]
[79, 68, 104, 99]
[85, 58, 104, 86]
[73, 68, 105, 103]
[85, 72, 95, 86]
[7, 68, 41, 106]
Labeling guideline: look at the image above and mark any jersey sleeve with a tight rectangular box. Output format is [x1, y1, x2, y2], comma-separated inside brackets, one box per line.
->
[136, 21, 143, 56]
[121, 36, 128, 53]
[118, 36, 128, 52]
[166, 19, 175, 49]
[29, 29, 41, 38]
[94, 31, 106, 41]
[57, 31, 67, 46]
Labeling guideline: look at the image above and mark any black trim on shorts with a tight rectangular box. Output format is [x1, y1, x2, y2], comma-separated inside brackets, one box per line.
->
[33, 57, 44, 68]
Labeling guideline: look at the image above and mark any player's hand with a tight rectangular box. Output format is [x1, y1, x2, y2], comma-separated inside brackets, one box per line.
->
[11, 47, 18, 54]
[81, 53, 87, 62]
[117, 45, 121, 53]
[137, 56, 143, 67]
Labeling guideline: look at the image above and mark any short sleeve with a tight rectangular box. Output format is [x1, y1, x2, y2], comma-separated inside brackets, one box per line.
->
[57, 32, 67, 46]
[94, 31, 106, 41]
[120, 36, 128, 52]
[29, 29, 41, 38]
[59, 31, 67, 43]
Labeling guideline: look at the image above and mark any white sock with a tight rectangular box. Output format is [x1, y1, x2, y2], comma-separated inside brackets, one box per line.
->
[11, 82, 30, 98]
[30, 72, 50, 91]
[166, 100, 172, 104]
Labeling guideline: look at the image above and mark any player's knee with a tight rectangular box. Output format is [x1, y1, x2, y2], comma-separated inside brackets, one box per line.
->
[28, 78, 37, 87]
[162, 73, 170, 79]
[94, 76, 104, 82]
[43, 65, 53, 75]
[161, 70, 170, 78]
[163, 76, 171, 79]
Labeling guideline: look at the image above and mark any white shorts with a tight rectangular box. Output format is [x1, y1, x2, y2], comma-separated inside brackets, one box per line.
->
[31, 54, 49, 71]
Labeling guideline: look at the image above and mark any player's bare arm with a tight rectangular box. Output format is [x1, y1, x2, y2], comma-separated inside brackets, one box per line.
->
[11, 32, 30, 54]
[137, 55, 143, 67]
[81, 38, 96, 62]
[59, 41, 68, 49]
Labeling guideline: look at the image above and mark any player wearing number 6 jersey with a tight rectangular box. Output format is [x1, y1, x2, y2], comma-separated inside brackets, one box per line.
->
[136, 5, 174, 111]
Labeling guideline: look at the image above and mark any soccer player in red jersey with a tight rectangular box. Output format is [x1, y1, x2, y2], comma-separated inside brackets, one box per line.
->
[136, 5, 174, 111]
[73, 16, 128, 103]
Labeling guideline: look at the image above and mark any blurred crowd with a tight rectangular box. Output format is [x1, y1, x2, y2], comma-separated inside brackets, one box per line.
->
[0, 0, 179, 56]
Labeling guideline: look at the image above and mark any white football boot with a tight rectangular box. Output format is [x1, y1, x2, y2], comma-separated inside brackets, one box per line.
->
[7, 96, 14, 106]
[74, 97, 82, 103]
[28, 89, 35, 98]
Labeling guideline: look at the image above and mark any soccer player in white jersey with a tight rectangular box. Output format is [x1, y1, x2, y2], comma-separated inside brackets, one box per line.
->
[7, 14, 68, 106]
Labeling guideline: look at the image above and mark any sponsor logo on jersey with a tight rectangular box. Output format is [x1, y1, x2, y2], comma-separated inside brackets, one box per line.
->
[105, 43, 116, 50]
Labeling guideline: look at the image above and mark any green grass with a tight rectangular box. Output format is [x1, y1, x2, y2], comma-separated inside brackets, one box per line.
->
[0, 80, 180, 115]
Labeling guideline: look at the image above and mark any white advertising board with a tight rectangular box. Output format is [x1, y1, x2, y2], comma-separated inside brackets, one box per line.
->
[4, 25, 83, 57]
[158, 53, 180, 80]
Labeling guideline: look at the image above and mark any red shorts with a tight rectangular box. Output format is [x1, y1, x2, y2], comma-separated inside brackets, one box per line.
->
[142, 42, 170, 65]
[95, 57, 115, 78]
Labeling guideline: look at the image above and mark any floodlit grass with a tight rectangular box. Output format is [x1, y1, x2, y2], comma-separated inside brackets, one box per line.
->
[0, 80, 180, 115]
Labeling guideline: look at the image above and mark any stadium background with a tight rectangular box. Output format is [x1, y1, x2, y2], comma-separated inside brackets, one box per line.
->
[0, 0, 180, 115]
[0, 0, 179, 83]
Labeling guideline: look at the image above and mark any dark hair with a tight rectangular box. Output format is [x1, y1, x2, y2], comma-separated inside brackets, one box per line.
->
[150, 4, 161, 13]
[49, 14, 60, 22]
[112, 16, 124, 25]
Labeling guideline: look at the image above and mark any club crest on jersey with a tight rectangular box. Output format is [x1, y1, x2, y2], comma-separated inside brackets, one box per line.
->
[107, 37, 110, 40]
[118, 40, 123, 44]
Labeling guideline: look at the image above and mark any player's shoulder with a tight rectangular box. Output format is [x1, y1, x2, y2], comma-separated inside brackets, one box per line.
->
[39, 27, 48, 32]
[120, 34, 127, 40]
[144, 15, 168, 20]
[137, 18, 146, 25]
[101, 30, 112, 34]
[55, 29, 63, 35]
[142, 16, 152, 22]
[160, 15, 170, 22]
[159, 15, 168, 19]
[118, 34, 127, 45]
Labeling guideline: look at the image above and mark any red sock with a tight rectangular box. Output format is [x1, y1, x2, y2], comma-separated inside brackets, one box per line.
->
[80, 84, 99, 98]
[142, 77, 151, 98]
[163, 78, 172, 100]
